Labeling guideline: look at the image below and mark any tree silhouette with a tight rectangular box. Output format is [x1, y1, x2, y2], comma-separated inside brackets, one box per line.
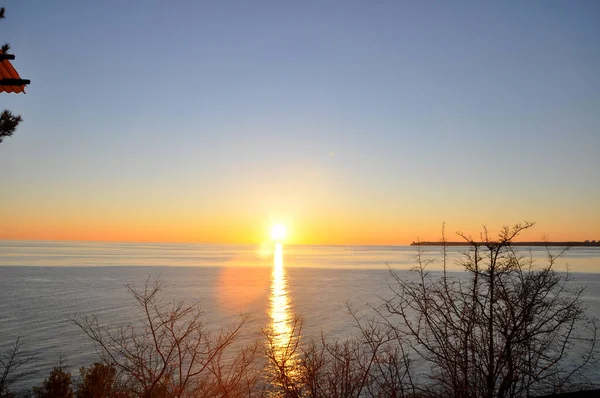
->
[0, 109, 22, 144]
[378, 223, 598, 397]
[73, 278, 262, 397]
[32, 365, 74, 398]
[0, 338, 38, 397]
[76, 363, 124, 398]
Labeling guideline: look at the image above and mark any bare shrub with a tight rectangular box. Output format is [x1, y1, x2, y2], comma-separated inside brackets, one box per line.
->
[33, 365, 74, 398]
[76, 362, 127, 398]
[378, 223, 598, 398]
[264, 313, 415, 398]
[0, 338, 38, 397]
[73, 278, 262, 398]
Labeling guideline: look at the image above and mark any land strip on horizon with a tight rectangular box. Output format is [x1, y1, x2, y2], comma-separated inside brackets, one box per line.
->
[411, 241, 600, 247]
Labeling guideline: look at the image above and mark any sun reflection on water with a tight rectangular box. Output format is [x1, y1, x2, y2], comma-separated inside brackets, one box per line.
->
[268, 243, 300, 388]
[270, 244, 291, 338]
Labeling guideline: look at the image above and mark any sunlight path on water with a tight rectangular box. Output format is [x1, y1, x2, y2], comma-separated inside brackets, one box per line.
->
[270, 244, 291, 340]
[268, 243, 300, 390]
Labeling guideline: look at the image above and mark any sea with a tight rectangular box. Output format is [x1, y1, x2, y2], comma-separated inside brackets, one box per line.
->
[1, 240, 600, 392]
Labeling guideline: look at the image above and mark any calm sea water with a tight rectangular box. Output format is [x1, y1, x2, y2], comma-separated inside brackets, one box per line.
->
[1, 241, 600, 391]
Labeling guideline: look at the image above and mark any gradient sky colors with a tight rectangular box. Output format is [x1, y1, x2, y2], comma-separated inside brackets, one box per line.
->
[0, 1, 599, 245]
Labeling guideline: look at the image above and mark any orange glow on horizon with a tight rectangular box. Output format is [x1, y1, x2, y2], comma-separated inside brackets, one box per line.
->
[0, 210, 598, 245]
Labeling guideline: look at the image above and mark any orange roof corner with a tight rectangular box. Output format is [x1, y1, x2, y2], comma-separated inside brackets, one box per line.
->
[0, 50, 29, 94]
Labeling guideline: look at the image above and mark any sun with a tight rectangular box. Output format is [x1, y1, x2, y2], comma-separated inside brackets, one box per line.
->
[270, 223, 287, 242]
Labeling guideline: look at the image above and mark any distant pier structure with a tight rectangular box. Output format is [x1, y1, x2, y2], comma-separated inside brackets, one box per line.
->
[411, 241, 600, 247]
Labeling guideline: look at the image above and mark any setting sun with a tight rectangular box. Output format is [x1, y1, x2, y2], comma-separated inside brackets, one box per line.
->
[270, 223, 287, 242]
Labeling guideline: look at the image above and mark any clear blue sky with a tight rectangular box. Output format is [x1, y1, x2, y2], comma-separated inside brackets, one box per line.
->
[1, 1, 599, 244]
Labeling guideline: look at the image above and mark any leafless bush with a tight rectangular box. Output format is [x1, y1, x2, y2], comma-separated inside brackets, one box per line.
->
[378, 222, 598, 398]
[73, 278, 262, 398]
[264, 312, 416, 398]
[0, 337, 38, 397]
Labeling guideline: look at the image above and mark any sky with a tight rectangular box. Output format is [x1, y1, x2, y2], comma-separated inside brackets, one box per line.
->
[0, 1, 599, 245]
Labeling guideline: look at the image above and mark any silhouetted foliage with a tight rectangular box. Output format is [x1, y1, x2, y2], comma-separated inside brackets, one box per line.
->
[33, 366, 74, 398]
[377, 222, 599, 398]
[0, 337, 37, 398]
[76, 363, 125, 398]
[1, 7, 9, 57]
[0, 110, 23, 144]
[263, 313, 417, 398]
[73, 278, 262, 398]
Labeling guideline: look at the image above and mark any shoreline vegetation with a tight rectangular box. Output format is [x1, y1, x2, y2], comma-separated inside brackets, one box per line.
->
[2, 223, 599, 398]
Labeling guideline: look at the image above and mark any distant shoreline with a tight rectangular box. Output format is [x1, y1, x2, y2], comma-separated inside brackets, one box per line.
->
[411, 241, 600, 247]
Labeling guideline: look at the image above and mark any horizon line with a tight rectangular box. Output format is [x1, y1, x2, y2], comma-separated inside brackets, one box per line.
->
[2, 237, 599, 248]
